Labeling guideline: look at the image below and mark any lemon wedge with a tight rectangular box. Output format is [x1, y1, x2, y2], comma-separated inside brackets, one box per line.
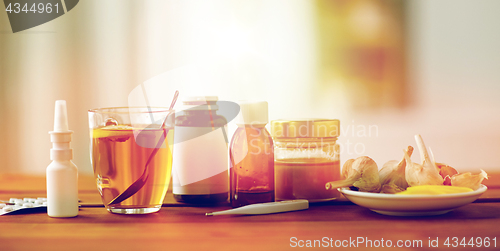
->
[91, 125, 133, 139]
[396, 185, 473, 195]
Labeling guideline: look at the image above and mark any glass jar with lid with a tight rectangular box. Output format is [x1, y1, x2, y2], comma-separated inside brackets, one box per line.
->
[271, 119, 341, 202]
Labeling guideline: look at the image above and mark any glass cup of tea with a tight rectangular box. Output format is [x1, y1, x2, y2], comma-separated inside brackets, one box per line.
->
[88, 107, 174, 214]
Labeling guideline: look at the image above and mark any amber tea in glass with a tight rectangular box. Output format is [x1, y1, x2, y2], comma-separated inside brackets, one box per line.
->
[88, 107, 174, 214]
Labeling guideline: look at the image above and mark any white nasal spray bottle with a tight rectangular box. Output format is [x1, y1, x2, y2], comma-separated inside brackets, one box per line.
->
[47, 100, 79, 217]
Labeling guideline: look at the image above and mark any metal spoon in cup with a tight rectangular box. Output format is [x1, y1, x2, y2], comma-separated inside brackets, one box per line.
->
[108, 90, 179, 206]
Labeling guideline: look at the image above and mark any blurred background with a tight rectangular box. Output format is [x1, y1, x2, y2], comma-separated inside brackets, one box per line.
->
[1, 0, 499, 175]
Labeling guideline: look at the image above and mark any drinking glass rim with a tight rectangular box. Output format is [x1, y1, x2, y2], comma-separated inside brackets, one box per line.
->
[88, 107, 173, 114]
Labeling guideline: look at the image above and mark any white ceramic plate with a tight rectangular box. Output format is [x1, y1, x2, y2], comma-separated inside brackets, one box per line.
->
[339, 185, 487, 216]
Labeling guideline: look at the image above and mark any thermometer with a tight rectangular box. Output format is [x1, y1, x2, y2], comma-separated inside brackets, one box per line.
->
[206, 200, 309, 216]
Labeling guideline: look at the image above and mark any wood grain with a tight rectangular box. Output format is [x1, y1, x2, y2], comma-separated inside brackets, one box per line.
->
[1, 173, 500, 251]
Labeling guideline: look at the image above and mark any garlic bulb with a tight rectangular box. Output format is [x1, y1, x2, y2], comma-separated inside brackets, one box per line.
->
[451, 170, 488, 190]
[405, 135, 444, 186]
[341, 159, 355, 179]
[379, 146, 413, 193]
[326, 156, 381, 192]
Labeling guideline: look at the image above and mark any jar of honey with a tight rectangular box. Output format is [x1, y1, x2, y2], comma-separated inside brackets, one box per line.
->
[271, 119, 341, 202]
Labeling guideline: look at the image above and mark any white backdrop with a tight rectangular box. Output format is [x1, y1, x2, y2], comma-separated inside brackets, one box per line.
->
[0, 0, 499, 175]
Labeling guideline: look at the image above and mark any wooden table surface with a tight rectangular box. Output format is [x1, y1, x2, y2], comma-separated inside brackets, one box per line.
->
[1, 173, 500, 251]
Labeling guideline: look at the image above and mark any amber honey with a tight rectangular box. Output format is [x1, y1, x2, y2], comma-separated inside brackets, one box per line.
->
[275, 158, 340, 202]
[90, 126, 173, 210]
[271, 119, 341, 202]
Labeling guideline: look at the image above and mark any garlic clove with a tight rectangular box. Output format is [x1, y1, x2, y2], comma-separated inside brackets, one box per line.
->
[379, 146, 413, 193]
[415, 135, 440, 172]
[437, 163, 459, 186]
[451, 169, 488, 190]
[379, 160, 399, 184]
[405, 144, 443, 187]
[404, 147, 421, 186]
[428, 147, 440, 173]
[352, 156, 381, 192]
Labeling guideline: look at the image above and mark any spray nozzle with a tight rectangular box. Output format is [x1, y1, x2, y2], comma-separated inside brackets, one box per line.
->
[53, 100, 69, 132]
[49, 100, 73, 160]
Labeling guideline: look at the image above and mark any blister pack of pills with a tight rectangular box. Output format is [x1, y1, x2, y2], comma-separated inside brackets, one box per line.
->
[0, 197, 47, 215]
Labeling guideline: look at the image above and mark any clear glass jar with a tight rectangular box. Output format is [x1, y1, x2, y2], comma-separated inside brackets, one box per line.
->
[271, 119, 341, 202]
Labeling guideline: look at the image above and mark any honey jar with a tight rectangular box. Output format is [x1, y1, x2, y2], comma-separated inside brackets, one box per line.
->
[271, 119, 341, 202]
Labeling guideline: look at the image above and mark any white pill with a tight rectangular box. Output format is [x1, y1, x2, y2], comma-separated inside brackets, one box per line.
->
[0, 203, 6, 209]
[3, 206, 14, 212]
[42, 202, 47, 206]
[15, 202, 23, 207]
[22, 203, 34, 208]
[14, 199, 23, 204]
[37, 197, 47, 202]
[34, 200, 43, 205]
[28, 198, 37, 203]
[23, 198, 33, 202]
[9, 198, 18, 203]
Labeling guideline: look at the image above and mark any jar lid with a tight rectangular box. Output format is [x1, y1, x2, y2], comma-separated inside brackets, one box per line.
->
[182, 96, 218, 104]
[271, 119, 340, 138]
[234, 101, 268, 125]
[179, 96, 219, 111]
